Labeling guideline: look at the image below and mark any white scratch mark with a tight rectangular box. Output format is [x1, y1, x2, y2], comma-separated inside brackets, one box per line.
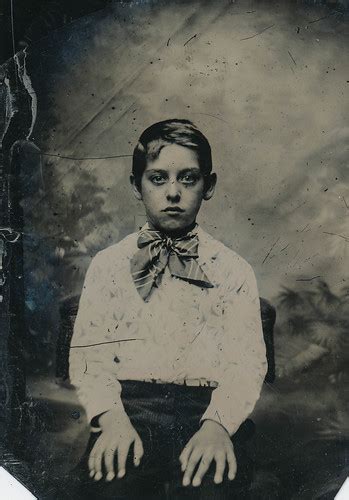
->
[1, 77, 16, 146]
[14, 48, 37, 140]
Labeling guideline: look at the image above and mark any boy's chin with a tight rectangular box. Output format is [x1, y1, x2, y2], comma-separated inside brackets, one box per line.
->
[153, 218, 195, 235]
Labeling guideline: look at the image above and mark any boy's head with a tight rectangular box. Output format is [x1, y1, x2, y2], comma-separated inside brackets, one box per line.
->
[131, 119, 216, 235]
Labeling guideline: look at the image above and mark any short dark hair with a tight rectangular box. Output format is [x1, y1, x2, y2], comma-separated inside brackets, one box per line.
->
[132, 119, 212, 187]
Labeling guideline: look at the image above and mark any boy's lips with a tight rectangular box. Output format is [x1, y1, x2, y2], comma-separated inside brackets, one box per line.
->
[162, 207, 185, 213]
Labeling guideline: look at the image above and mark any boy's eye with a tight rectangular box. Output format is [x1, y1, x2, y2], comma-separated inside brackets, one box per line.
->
[150, 175, 166, 185]
[179, 174, 199, 185]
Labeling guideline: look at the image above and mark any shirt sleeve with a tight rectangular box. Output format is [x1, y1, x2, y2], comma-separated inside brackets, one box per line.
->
[200, 260, 267, 436]
[69, 253, 128, 425]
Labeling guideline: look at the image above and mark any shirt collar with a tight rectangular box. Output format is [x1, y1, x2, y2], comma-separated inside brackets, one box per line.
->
[139, 222, 199, 239]
[134, 223, 220, 286]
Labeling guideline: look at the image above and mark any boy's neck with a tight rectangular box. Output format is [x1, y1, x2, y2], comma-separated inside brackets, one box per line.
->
[147, 220, 197, 239]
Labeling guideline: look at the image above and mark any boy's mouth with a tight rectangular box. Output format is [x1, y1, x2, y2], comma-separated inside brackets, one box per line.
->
[163, 207, 185, 213]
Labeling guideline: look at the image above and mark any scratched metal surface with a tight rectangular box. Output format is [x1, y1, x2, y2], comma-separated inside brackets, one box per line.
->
[0, 1, 348, 498]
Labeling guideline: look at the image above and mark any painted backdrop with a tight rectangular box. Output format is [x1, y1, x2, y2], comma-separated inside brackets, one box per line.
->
[1, 0, 348, 498]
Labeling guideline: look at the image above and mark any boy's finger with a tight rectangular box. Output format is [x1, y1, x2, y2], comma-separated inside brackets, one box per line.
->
[226, 448, 237, 480]
[213, 453, 226, 484]
[104, 445, 117, 480]
[93, 450, 103, 480]
[88, 440, 102, 475]
[133, 436, 144, 466]
[94, 471, 103, 481]
[182, 450, 202, 487]
[117, 443, 130, 479]
[192, 453, 212, 487]
[88, 445, 97, 473]
[179, 442, 193, 470]
[88, 455, 95, 475]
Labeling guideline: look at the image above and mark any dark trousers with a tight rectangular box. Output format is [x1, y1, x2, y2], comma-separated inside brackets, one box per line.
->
[71, 381, 253, 499]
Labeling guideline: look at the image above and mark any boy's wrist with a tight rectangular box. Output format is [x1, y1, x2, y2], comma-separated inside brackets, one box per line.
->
[90, 412, 106, 428]
[98, 407, 130, 429]
[90, 406, 130, 430]
[201, 418, 230, 436]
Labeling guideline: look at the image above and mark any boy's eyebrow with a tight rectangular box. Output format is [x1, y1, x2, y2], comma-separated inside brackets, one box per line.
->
[178, 167, 202, 174]
[145, 168, 169, 175]
[145, 167, 202, 174]
[146, 167, 201, 174]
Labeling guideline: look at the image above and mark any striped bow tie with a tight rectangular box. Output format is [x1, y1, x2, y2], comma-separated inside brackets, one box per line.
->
[130, 227, 214, 301]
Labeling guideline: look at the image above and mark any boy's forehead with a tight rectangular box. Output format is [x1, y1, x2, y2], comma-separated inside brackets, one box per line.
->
[145, 144, 199, 170]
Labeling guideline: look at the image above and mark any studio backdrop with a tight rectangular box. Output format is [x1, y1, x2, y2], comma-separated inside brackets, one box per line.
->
[0, 1, 348, 498]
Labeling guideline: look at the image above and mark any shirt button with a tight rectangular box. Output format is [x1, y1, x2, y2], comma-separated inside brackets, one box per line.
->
[114, 356, 120, 363]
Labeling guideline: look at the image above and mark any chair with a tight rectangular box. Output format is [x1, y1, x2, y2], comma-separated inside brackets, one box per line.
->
[259, 298, 276, 383]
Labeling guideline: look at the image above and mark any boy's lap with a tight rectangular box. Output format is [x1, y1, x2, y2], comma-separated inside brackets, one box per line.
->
[70, 425, 252, 499]
[68, 384, 254, 498]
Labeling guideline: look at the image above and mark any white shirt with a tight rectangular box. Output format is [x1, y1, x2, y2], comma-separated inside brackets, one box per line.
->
[69, 225, 267, 436]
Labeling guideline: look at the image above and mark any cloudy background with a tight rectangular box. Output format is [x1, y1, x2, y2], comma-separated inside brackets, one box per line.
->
[28, 0, 348, 302]
[2, 1, 348, 497]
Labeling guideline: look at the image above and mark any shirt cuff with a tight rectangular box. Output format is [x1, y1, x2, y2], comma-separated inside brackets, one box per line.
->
[70, 366, 125, 426]
[200, 402, 241, 437]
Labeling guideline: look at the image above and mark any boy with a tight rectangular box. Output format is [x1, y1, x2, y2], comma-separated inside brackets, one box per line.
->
[69, 119, 267, 499]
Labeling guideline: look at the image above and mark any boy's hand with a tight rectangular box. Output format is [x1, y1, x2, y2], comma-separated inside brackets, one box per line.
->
[88, 409, 144, 482]
[179, 420, 236, 487]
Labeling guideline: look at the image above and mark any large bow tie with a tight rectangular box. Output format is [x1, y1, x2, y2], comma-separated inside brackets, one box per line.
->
[130, 227, 214, 301]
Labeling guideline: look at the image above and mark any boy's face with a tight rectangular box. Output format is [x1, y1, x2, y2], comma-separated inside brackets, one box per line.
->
[132, 144, 216, 235]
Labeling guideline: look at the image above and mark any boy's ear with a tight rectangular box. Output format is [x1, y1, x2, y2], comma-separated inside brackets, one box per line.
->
[130, 174, 142, 200]
[203, 173, 217, 201]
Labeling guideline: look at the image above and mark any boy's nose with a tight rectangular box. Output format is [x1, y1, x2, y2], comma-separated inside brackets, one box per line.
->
[166, 181, 181, 202]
